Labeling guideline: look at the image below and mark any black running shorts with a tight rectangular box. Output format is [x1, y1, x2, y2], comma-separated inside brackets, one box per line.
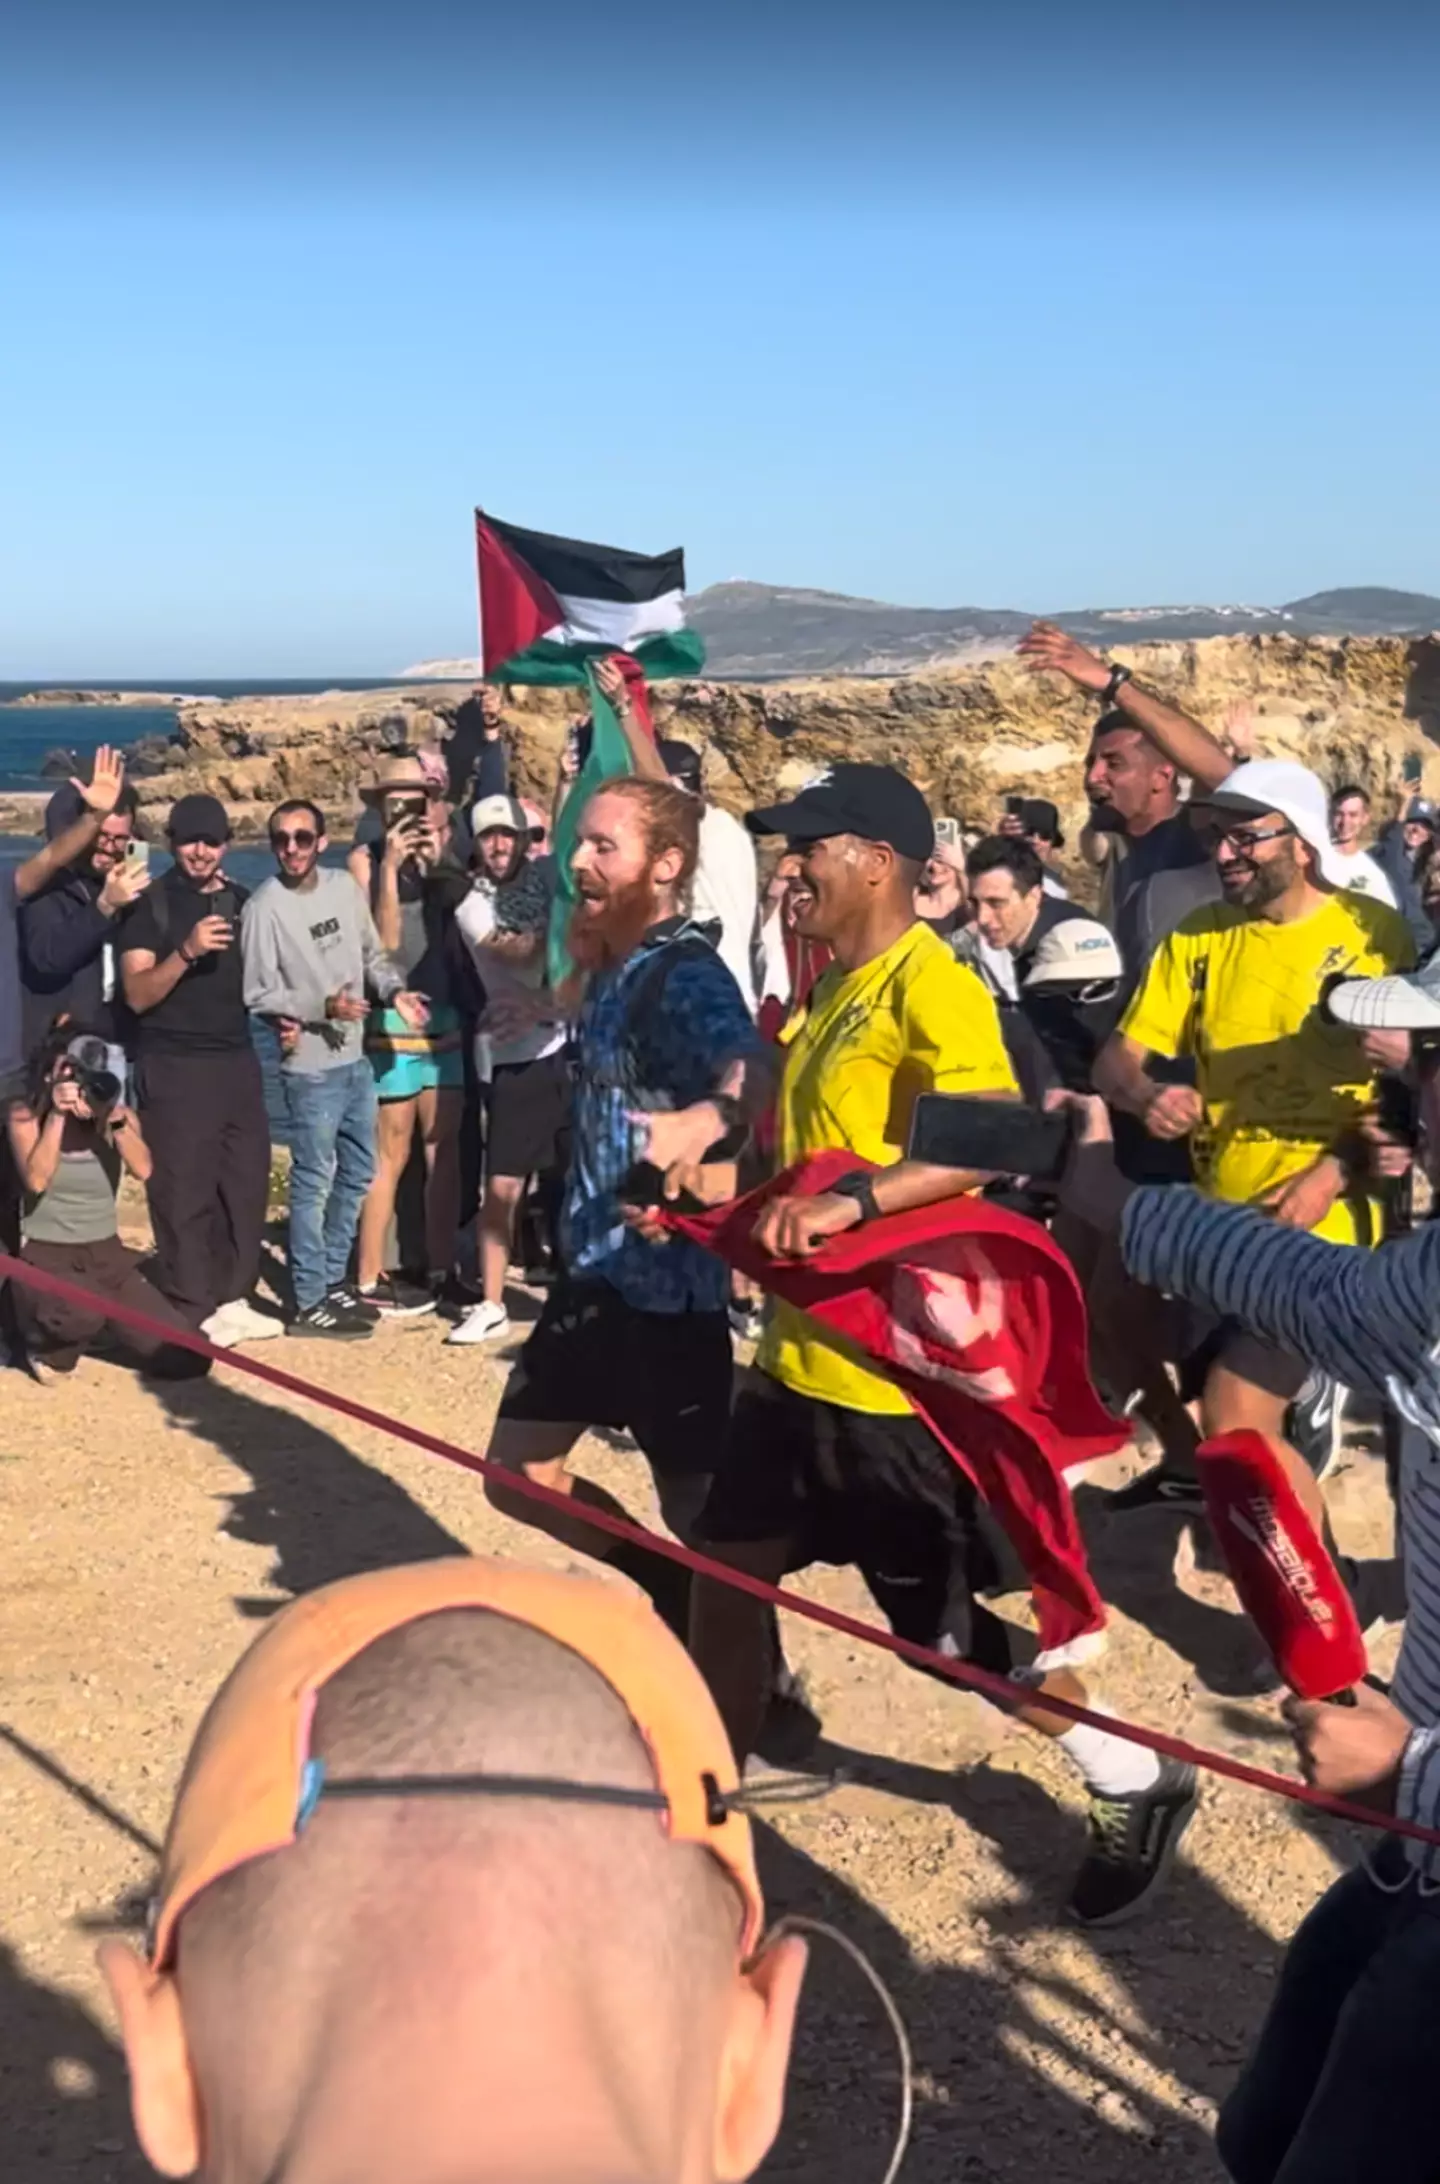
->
[495, 1276, 733, 1480]
[485, 1051, 572, 1179]
[696, 1369, 1013, 1670]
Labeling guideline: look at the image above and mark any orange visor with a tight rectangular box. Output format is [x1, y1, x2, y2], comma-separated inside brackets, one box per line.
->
[149, 1558, 764, 1966]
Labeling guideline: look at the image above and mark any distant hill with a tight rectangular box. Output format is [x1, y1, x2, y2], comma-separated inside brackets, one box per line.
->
[685, 581, 1440, 678]
[402, 584, 1440, 683]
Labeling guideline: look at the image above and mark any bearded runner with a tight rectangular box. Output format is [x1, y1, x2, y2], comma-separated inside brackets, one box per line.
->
[475, 510, 705, 685]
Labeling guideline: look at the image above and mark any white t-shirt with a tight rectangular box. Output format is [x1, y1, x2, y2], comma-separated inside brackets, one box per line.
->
[691, 804, 759, 1013]
[1329, 847, 1398, 910]
[455, 877, 566, 1074]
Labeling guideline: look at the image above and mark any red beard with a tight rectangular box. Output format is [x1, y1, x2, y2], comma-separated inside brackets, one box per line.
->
[567, 875, 667, 971]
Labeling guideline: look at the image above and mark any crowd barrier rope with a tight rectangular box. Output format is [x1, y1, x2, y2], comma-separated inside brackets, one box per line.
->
[3, 1246, 1434, 1851]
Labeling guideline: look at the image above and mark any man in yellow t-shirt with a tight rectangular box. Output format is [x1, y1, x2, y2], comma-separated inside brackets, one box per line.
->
[1096, 757, 1413, 1474]
[687, 763, 1201, 1931]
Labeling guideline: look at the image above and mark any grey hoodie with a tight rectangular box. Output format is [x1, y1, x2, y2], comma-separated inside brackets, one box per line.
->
[241, 868, 405, 1073]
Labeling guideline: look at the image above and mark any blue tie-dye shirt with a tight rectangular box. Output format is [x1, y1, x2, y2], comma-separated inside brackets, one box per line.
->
[563, 920, 764, 1313]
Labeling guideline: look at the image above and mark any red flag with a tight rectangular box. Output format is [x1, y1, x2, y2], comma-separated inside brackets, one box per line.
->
[667, 1151, 1124, 1657]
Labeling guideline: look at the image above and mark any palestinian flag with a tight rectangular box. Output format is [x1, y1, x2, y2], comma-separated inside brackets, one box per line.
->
[476, 510, 705, 685]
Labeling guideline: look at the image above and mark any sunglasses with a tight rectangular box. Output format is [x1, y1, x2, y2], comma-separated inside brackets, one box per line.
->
[271, 828, 317, 850]
[177, 834, 227, 850]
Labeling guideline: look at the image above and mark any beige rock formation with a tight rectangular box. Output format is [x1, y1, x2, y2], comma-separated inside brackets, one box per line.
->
[105, 635, 1440, 847]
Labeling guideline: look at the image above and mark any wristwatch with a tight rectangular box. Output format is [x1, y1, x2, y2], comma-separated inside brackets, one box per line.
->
[827, 1170, 883, 1225]
[1101, 664, 1133, 705]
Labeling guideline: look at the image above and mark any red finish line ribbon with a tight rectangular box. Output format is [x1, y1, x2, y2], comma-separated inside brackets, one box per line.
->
[2, 1247, 1433, 1850]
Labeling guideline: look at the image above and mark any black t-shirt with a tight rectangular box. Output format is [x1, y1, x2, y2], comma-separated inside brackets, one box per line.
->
[1105, 812, 1217, 993]
[122, 867, 252, 1055]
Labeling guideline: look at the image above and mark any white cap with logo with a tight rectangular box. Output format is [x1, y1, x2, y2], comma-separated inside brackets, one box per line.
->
[1203, 759, 1351, 889]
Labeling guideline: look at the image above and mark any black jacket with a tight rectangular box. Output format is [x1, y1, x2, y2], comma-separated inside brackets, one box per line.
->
[18, 785, 136, 1053]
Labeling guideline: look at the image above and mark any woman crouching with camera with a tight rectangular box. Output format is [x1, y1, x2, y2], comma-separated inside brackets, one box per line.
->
[6, 1028, 209, 1385]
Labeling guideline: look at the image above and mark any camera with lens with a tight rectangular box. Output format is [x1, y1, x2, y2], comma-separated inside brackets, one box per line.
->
[61, 1034, 123, 1109]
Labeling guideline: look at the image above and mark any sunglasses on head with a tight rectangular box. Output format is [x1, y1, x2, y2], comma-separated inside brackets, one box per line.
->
[271, 827, 317, 850]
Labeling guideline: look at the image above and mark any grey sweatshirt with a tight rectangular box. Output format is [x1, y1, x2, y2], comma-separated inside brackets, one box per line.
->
[241, 869, 406, 1073]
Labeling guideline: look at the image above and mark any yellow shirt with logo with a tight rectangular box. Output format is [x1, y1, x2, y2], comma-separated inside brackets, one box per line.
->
[757, 920, 1019, 1414]
[1121, 891, 1413, 1246]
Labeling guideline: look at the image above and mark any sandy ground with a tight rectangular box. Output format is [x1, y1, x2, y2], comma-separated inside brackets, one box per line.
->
[0, 1262, 1401, 2184]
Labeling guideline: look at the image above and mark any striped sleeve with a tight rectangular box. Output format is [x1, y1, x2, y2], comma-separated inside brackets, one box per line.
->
[1120, 1186, 1440, 1398]
[1398, 1725, 1440, 1851]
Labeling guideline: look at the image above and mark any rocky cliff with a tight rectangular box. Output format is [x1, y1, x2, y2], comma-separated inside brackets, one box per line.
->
[64, 634, 1440, 849]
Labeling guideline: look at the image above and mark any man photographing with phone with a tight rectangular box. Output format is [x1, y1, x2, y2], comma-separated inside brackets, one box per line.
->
[121, 794, 277, 1349]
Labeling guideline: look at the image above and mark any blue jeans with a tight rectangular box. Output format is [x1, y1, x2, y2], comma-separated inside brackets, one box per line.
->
[1218, 1846, 1440, 2183]
[283, 1062, 377, 1311]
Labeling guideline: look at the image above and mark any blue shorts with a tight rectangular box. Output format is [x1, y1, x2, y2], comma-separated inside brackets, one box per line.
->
[365, 1003, 465, 1101]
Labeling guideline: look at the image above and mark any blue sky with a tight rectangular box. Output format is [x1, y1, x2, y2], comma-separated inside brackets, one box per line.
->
[4, 0, 1439, 676]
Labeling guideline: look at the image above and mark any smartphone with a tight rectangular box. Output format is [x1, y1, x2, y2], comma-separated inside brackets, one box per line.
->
[907, 1093, 1070, 1183]
[1005, 795, 1026, 817]
[124, 839, 151, 876]
[1404, 753, 1424, 786]
[389, 797, 428, 825]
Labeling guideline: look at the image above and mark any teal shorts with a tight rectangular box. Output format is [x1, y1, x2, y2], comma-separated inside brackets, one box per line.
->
[364, 1003, 465, 1101]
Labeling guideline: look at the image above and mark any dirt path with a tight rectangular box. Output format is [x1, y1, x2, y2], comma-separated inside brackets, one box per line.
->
[0, 1301, 1399, 2183]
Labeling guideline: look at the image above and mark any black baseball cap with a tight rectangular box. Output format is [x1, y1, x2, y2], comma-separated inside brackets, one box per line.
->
[657, 738, 702, 794]
[169, 793, 232, 844]
[747, 763, 935, 862]
[1014, 797, 1065, 848]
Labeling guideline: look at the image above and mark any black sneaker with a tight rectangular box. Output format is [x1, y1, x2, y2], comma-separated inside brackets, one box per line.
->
[1108, 1464, 1206, 1513]
[288, 1300, 374, 1341]
[327, 1283, 381, 1323]
[1287, 1373, 1347, 1483]
[358, 1273, 436, 1320]
[1068, 1759, 1199, 1927]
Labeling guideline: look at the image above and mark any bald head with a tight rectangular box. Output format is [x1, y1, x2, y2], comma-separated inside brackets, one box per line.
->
[104, 1608, 804, 2184]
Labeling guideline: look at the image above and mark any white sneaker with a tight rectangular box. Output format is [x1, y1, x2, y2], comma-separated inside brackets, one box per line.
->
[217, 1297, 282, 1343]
[445, 1299, 511, 1346]
[200, 1306, 244, 1350]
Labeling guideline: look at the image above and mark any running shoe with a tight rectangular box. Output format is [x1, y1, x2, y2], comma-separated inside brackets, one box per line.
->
[1287, 1373, 1347, 1483]
[1068, 1759, 1199, 1927]
[205, 1298, 282, 1344]
[357, 1273, 436, 1320]
[445, 1299, 512, 1346]
[728, 1299, 766, 1344]
[327, 1284, 382, 1323]
[1108, 1464, 1206, 1514]
[288, 1301, 374, 1341]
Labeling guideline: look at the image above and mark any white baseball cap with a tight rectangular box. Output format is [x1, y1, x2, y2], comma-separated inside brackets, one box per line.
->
[1021, 918, 1124, 989]
[1327, 951, 1440, 1032]
[470, 793, 537, 837]
[1202, 759, 1351, 888]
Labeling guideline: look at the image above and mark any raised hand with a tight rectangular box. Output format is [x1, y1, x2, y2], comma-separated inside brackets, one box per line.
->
[594, 658, 632, 717]
[182, 913, 233, 960]
[75, 744, 126, 816]
[1016, 622, 1112, 694]
[98, 859, 152, 914]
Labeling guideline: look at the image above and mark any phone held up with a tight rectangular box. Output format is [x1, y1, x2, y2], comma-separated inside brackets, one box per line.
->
[906, 1093, 1070, 1185]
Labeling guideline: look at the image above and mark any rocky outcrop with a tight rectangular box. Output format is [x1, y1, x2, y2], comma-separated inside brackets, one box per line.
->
[112, 636, 1440, 849]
